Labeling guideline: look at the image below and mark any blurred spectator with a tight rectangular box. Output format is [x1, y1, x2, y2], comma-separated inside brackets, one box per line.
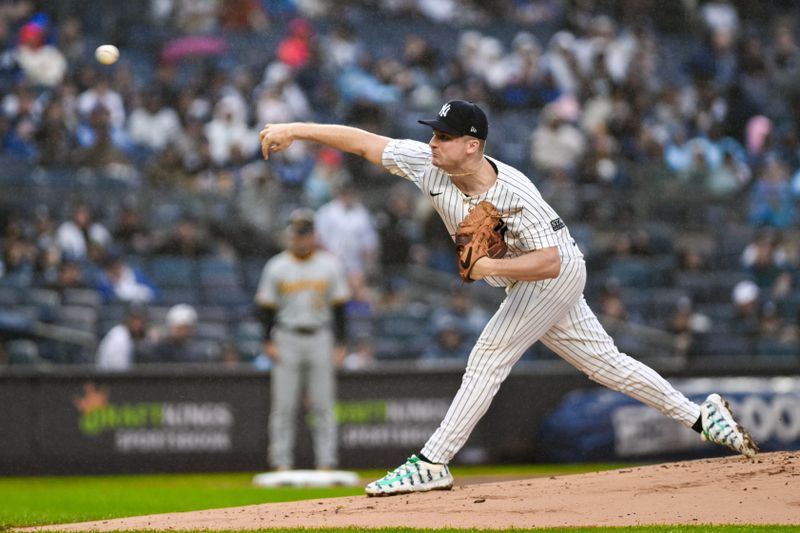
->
[749, 157, 795, 228]
[315, 180, 379, 291]
[530, 96, 586, 174]
[740, 229, 793, 300]
[153, 216, 214, 257]
[55, 202, 112, 261]
[127, 89, 182, 153]
[219, 0, 269, 31]
[73, 105, 134, 176]
[667, 296, 711, 357]
[422, 317, 471, 361]
[112, 203, 151, 255]
[277, 18, 313, 69]
[731, 279, 761, 351]
[15, 20, 66, 87]
[1, 84, 38, 160]
[204, 94, 258, 167]
[700, 0, 739, 35]
[342, 333, 376, 371]
[542, 30, 578, 95]
[219, 340, 243, 368]
[144, 141, 193, 188]
[708, 150, 751, 196]
[95, 250, 159, 304]
[374, 182, 418, 273]
[35, 98, 73, 167]
[95, 302, 148, 371]
[539, 167, 580, 221]
[1, 217, 36, 270]
[45, 260, 85, 294]
[599, 286, 641, 324]
[140, 303, 202, 364]
[677, 245, 711, 272]
[77, 75, 126, 130]
[256, 61, 312, 125]
[56, 16, 86, 63]
[304, 148, 350, 208]
[323, 22, 361, 70]
[174, 0, 219, 33]
[430, 288, 490, 346]
[767, 22, 800, 98]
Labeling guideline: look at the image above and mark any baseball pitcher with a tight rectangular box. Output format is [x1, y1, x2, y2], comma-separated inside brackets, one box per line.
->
[259, 100, 758, 495]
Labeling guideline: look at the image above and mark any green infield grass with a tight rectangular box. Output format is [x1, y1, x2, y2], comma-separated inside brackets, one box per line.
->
[1, 465, 796, 533]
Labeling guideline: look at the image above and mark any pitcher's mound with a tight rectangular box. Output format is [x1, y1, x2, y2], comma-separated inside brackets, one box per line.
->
[26, 451, 800, 530]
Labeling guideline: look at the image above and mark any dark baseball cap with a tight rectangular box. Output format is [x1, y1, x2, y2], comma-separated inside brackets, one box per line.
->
[287, 208, 315, 235]
[418, 100, 488, 140]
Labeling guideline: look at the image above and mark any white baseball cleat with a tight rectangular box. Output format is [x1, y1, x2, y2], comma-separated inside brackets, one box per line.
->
[700, 393, 759, 458]
[365, 455, 453, 496]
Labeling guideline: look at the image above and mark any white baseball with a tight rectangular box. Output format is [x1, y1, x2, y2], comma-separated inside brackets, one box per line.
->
[95, 44, 120, 65]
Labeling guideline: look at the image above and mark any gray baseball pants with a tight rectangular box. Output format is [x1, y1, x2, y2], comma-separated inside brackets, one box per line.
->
[269, 328, 337, 469]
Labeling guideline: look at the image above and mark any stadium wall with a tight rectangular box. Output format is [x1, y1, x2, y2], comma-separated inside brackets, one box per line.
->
[1, 362, 798, 475]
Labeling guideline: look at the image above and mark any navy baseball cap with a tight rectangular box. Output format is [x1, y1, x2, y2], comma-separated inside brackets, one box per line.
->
[419, 100, 488, 140]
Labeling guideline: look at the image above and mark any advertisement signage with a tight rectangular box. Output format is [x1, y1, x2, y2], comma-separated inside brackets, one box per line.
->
[538, 377, 800, 462]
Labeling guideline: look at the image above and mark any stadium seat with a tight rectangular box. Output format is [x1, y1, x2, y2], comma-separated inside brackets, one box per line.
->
[373, 307, 430, 359]
[242, 258, 266, 291]
[7, 339, 40, 365]
[158, 287, 201, 306]
[194, 321, 229, 342]
[756, 339, 798, 357]
[148, 256, 198, 288]
[198, 257, 242, 288]
[695, 333, 753, 357]
[236, 320, 263, 341]
[201, 286, 252, 307]
[56, 305, 99, 333]
[196, 305, 232, 323]
[607, 258, 653, 288]
[187, 339, 222, 362]
[0, 286, 23, 306]
[62, 288, 102, 308]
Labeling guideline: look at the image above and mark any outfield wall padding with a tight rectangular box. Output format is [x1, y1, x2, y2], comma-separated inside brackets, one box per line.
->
[1, 360, 797, 474]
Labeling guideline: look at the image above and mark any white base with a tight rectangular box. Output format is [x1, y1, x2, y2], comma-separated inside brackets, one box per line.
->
[252, 469, 361, 488]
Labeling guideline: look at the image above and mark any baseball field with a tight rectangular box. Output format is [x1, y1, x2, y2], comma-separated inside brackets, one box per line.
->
[4, 451, 799, 532]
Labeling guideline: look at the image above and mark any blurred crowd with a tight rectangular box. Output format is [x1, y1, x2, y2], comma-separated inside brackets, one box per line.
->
[1, 0, 799, 367]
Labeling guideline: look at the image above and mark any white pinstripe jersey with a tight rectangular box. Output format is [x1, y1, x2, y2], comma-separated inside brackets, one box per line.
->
[382, 139, 583, 288]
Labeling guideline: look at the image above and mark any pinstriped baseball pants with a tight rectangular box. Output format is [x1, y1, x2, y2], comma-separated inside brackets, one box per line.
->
[421, 257, 702, 464]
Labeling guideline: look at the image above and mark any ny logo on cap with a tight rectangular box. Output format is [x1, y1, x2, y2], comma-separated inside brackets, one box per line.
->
[438, 103, 451, 117]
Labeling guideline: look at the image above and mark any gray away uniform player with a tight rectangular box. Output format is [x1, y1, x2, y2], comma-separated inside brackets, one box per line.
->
[255, 210, 350, 471]
[258, 99, 758, 495]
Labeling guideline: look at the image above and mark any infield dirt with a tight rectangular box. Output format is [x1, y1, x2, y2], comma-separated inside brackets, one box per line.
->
[26, 451, 800, 529]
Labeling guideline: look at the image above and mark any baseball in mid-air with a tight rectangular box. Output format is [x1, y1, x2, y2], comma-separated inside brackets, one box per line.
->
[95, 44, 119, 65]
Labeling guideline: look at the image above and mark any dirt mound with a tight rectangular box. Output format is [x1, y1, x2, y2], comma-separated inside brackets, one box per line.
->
[27, 451, 800, 530]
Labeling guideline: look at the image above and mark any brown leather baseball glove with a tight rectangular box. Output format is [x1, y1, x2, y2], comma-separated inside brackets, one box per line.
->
[455, 200, 508, 282]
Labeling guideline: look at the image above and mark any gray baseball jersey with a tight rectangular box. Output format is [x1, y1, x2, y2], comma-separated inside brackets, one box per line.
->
[383, 139, 701, 464]
[255, 249, 350, 329]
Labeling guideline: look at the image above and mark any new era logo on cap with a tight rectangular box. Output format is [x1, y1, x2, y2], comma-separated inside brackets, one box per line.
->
[419, 100, 488, 140]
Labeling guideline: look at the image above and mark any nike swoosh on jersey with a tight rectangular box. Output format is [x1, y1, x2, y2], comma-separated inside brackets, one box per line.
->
[430, 190, 443, 197]
[459, 247, 473, 270]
